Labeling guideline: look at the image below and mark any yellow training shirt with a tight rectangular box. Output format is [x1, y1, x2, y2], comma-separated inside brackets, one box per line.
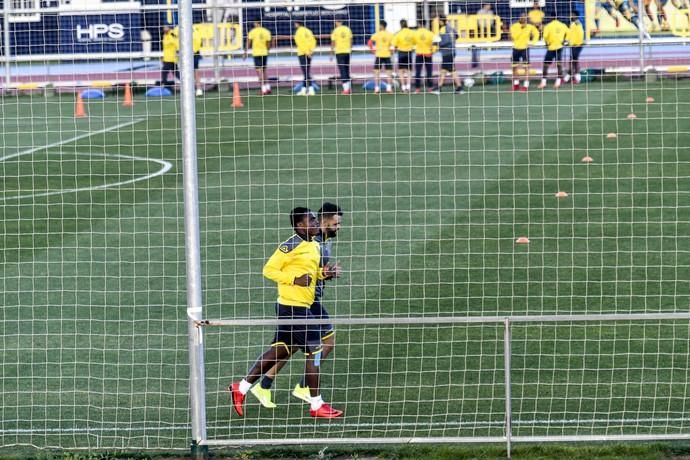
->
[528, 9, 545, 25]
[370, 30, 394, 58]
[162, 31, 179, 63]
[192, 29, 202, 53]
[294, 26, 316, 56]
[248, 26, 272, 57]
[392, 27, 415, 52]
[331, 25, 352, 54]
[543, 19, 569, 51]
[568, 21, 585, 46]
[414, 27, 435, 56]
[510, 22, 539, 50]
[263, 234, 324, 307]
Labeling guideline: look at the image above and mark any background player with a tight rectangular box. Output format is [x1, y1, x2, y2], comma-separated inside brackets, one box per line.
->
[256, 203, 344, 406]
[245, 20, 272, 95]
[564, 13, 585, 84]
[160, 26, 179, 89]
[368, 20, 395, 94]
[431, 15, 465, 94]
[539, 15, 569, 89]
[510, 14, 539, 91]
[331, 20, 353, 95]
[229, 208, 342, 418]
[192, 26, 203, 96]
[392, 19, 415, 93]
[294, 20, 317, 96]
[414, 20, 436, 93]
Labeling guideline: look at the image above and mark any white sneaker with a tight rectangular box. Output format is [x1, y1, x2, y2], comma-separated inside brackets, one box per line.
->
[307, 86, 316, 96]
[538, 81, 547, 89]
[195, 88, 203, 96]
[297, 87, 307, 96]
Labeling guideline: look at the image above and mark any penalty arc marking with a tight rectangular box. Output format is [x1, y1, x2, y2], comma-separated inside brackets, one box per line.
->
[0, 118, 173, 201]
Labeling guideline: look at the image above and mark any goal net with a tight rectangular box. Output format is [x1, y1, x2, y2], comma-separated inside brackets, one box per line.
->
[1, 0, 689, 451]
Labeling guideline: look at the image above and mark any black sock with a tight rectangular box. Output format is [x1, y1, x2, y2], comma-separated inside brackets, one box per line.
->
[260, 376, 273, 389]
[299, 377, 305, 387]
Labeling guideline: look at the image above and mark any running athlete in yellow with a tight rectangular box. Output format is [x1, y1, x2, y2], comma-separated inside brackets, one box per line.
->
[229, 207, 343, 419]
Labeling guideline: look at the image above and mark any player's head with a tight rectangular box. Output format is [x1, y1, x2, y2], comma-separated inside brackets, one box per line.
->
[519, 13, 528, 24]
[438, 15, 447, 26]
[318, 202, 343, 239]
[253, 20, 261, 28]
[570, 12, 580, 22]
[163, 25, 171, 34]
[533, 1, 541, 8]
[417, 19, 427, 28]
[334, 19, 343, 27]
[290, 207, 319, 238]
[379, 20, 387, 30]
[294, 20, 304, 29]
[400, 19, 408, 29]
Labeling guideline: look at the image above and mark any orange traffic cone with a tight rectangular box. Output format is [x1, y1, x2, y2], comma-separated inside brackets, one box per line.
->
[74, 92, 87, 118]
[123, 83, 133, 107]
[231, 82, 244, 108]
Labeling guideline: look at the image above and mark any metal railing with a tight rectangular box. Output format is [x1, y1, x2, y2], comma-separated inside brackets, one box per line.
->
[199, 312, 690, 458]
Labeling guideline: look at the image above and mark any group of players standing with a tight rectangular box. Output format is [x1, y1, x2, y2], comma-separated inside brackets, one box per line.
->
[511, 12, 585, 90]
[245, 16, 468, 95]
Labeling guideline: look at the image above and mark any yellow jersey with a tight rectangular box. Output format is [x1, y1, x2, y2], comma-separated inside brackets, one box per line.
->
[263, 234, 325, 308]
[414, 27, 435, 56]
[510, 22, 539, 50]
[392, 27, 415, 52]
[543, 19, 569, 51]
[248, 26, 272, 57]
[294, 26, 316, 56]
[331, 25, 352, 54]
[162, 30, 179, 63]
[192, 29, 202, 53]
[568, 21, 585, 46]
[528, 9, 545, 26]
[369, 30, 394, 58]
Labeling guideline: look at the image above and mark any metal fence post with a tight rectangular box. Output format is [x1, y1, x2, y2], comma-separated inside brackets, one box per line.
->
[504, 318, 512, 459]
[178, 0, 208, 457]
[3, 0, 11, 90]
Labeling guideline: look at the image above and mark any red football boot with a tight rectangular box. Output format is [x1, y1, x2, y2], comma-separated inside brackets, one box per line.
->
[310, 403, 343, 418]
[229, 383, 245, 417]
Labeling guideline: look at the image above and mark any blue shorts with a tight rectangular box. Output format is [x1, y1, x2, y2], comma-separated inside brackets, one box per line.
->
[310, 301, 334, 340]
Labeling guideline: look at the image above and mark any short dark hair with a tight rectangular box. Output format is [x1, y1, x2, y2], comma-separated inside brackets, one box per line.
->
[294, 20, 303, 27]
[290, 207, 312, 228]
[318, 202, 343, 218]
[400, 19, 408, 28]
[380, 20, 387, 28]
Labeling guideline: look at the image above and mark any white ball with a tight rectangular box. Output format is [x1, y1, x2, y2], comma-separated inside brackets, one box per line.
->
[463, 77, 475, 88]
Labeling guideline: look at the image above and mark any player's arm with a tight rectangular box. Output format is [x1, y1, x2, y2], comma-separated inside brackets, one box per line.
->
[530, 25, 540, 44]
[263, 247, 297, 285]
[330, 31, 336, 54]
[367, 35, 375, 53]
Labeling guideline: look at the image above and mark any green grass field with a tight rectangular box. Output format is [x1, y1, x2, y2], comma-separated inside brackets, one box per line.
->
[1, 80, 690, 452]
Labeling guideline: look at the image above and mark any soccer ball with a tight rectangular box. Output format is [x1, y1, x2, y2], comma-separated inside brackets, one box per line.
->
[463, 78, 476, 88]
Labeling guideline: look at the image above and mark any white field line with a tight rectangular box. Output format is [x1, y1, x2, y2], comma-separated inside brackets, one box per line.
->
[0, 118, 173, 201]
[3, 417, 690, 434]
